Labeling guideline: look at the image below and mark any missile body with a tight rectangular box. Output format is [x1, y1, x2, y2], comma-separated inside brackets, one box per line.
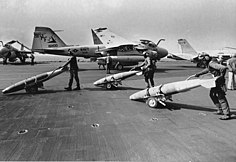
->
[94, 71, 139, 89]
[130, 77, 217, 101]
[2, 66, 67, 94]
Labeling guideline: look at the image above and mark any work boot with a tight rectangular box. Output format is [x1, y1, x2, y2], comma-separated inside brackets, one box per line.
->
[219, 114, 231, 120]
[213, 110, 223, 115]
[64, 87, 72, 91]
[73, 86, 81, 90]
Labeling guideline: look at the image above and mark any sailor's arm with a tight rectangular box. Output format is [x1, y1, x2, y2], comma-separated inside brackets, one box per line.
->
[194, 68, 209, 77]
[136, 61, 145, 68]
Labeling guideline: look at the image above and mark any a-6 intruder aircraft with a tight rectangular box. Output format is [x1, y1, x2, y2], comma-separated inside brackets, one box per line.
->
[32, 26, 106, 59]
[168, 39, 236, 67]
[91, 27, 168, 70]
[0, 40, 33, 65]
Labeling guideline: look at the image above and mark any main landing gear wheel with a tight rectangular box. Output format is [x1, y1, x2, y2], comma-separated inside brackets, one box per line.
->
[106, 83, 113, 90]
[146, 97, 158, 108]
[117, 64, 123, 70]
[25, 86, 38, 93]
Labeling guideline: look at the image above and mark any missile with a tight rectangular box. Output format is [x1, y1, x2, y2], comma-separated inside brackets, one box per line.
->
[93, 70, 139, 89]
[2, 66, 68, 94]
[2, 59, 72, 94]
[129, 76, 217, 108]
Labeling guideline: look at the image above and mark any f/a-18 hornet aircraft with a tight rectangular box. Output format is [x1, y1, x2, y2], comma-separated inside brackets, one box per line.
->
[91, 27, 168, 70]
[0, 40, 33, 65]
[32, 26, 106, 59]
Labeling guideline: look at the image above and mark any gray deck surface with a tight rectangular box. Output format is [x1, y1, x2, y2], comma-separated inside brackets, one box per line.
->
[0, 60, 236, 161]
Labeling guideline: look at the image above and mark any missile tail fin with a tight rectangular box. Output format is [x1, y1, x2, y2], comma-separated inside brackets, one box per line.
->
[200, 78, 216, 89]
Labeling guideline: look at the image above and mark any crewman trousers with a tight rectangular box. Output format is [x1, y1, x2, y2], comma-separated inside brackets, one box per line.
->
[68, 69, 80, 88]
[227, 71, 236, 90]
[144, 69, 155, 88]
[209, 87, 230, 115]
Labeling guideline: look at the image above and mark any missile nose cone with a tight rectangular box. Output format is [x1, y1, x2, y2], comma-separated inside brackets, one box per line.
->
[93, 80, 100, 86]
[2, 88, 9, 94]
[129, 94, 135, 100]
[93, 81, 98, 86]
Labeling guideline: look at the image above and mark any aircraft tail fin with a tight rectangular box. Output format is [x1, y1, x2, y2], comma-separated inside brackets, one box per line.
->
[178, 39, 198, 55]
[32, 26, 66, 52]
[91, 29, 103, 45]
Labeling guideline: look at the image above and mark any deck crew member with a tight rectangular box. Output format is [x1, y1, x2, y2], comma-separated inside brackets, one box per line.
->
[137, 51, 156, 88]
[194, 55, 231, 120]
[226, 54, 236, 90]
[65, 53, 81, 91]
[106, 54, 112, 74]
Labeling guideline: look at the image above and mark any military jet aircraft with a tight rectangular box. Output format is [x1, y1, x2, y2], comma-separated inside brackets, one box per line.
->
[91, 27, 168, 70]
[32, 26, 105, 59]
[168, 39, 236, 67]
[0, 40, 32, 64]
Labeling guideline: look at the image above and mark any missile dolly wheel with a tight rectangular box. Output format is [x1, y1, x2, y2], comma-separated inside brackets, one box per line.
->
[25, 85, 38, 93]
[106, 83, 113, 90]
[146, 97, 158, 108]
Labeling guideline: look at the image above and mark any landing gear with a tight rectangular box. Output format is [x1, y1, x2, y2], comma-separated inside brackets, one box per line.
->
[114, 62, 123, 70]
[3, 58, 7, 65]
[116, 64, 123, 70]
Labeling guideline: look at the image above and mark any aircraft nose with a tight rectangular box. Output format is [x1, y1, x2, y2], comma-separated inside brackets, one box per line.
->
[157, 47, 168, 58]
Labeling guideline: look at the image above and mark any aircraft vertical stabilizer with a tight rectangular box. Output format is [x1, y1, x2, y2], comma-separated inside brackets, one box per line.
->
[91, 29, 103, 45]
[178, 39, 197, 55]
[32, 27, 67, 52]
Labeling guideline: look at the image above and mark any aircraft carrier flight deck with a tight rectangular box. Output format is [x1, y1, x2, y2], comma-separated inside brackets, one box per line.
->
[0, 59, 236, 161]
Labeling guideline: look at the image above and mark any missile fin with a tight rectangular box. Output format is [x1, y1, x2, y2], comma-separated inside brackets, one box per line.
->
[200, 78, 216, 89]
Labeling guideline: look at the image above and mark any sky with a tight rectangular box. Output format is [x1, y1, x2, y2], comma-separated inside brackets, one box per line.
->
[0, 0, 236, 53]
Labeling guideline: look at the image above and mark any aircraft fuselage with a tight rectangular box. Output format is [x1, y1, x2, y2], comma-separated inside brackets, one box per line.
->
[35, 45, 106, 58]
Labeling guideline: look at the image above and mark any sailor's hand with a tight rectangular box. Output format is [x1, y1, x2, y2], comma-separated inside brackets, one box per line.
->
[194, 74, 200, 77]
[62, 66, 69, 71]
[130, 67, 135, 71]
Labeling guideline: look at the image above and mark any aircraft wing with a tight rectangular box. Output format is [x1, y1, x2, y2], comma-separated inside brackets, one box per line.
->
[168, 52, 197, 61]
[91, 27, 136, 50]
[224, 47, 236, 50]
[19, 50, 33, 54]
